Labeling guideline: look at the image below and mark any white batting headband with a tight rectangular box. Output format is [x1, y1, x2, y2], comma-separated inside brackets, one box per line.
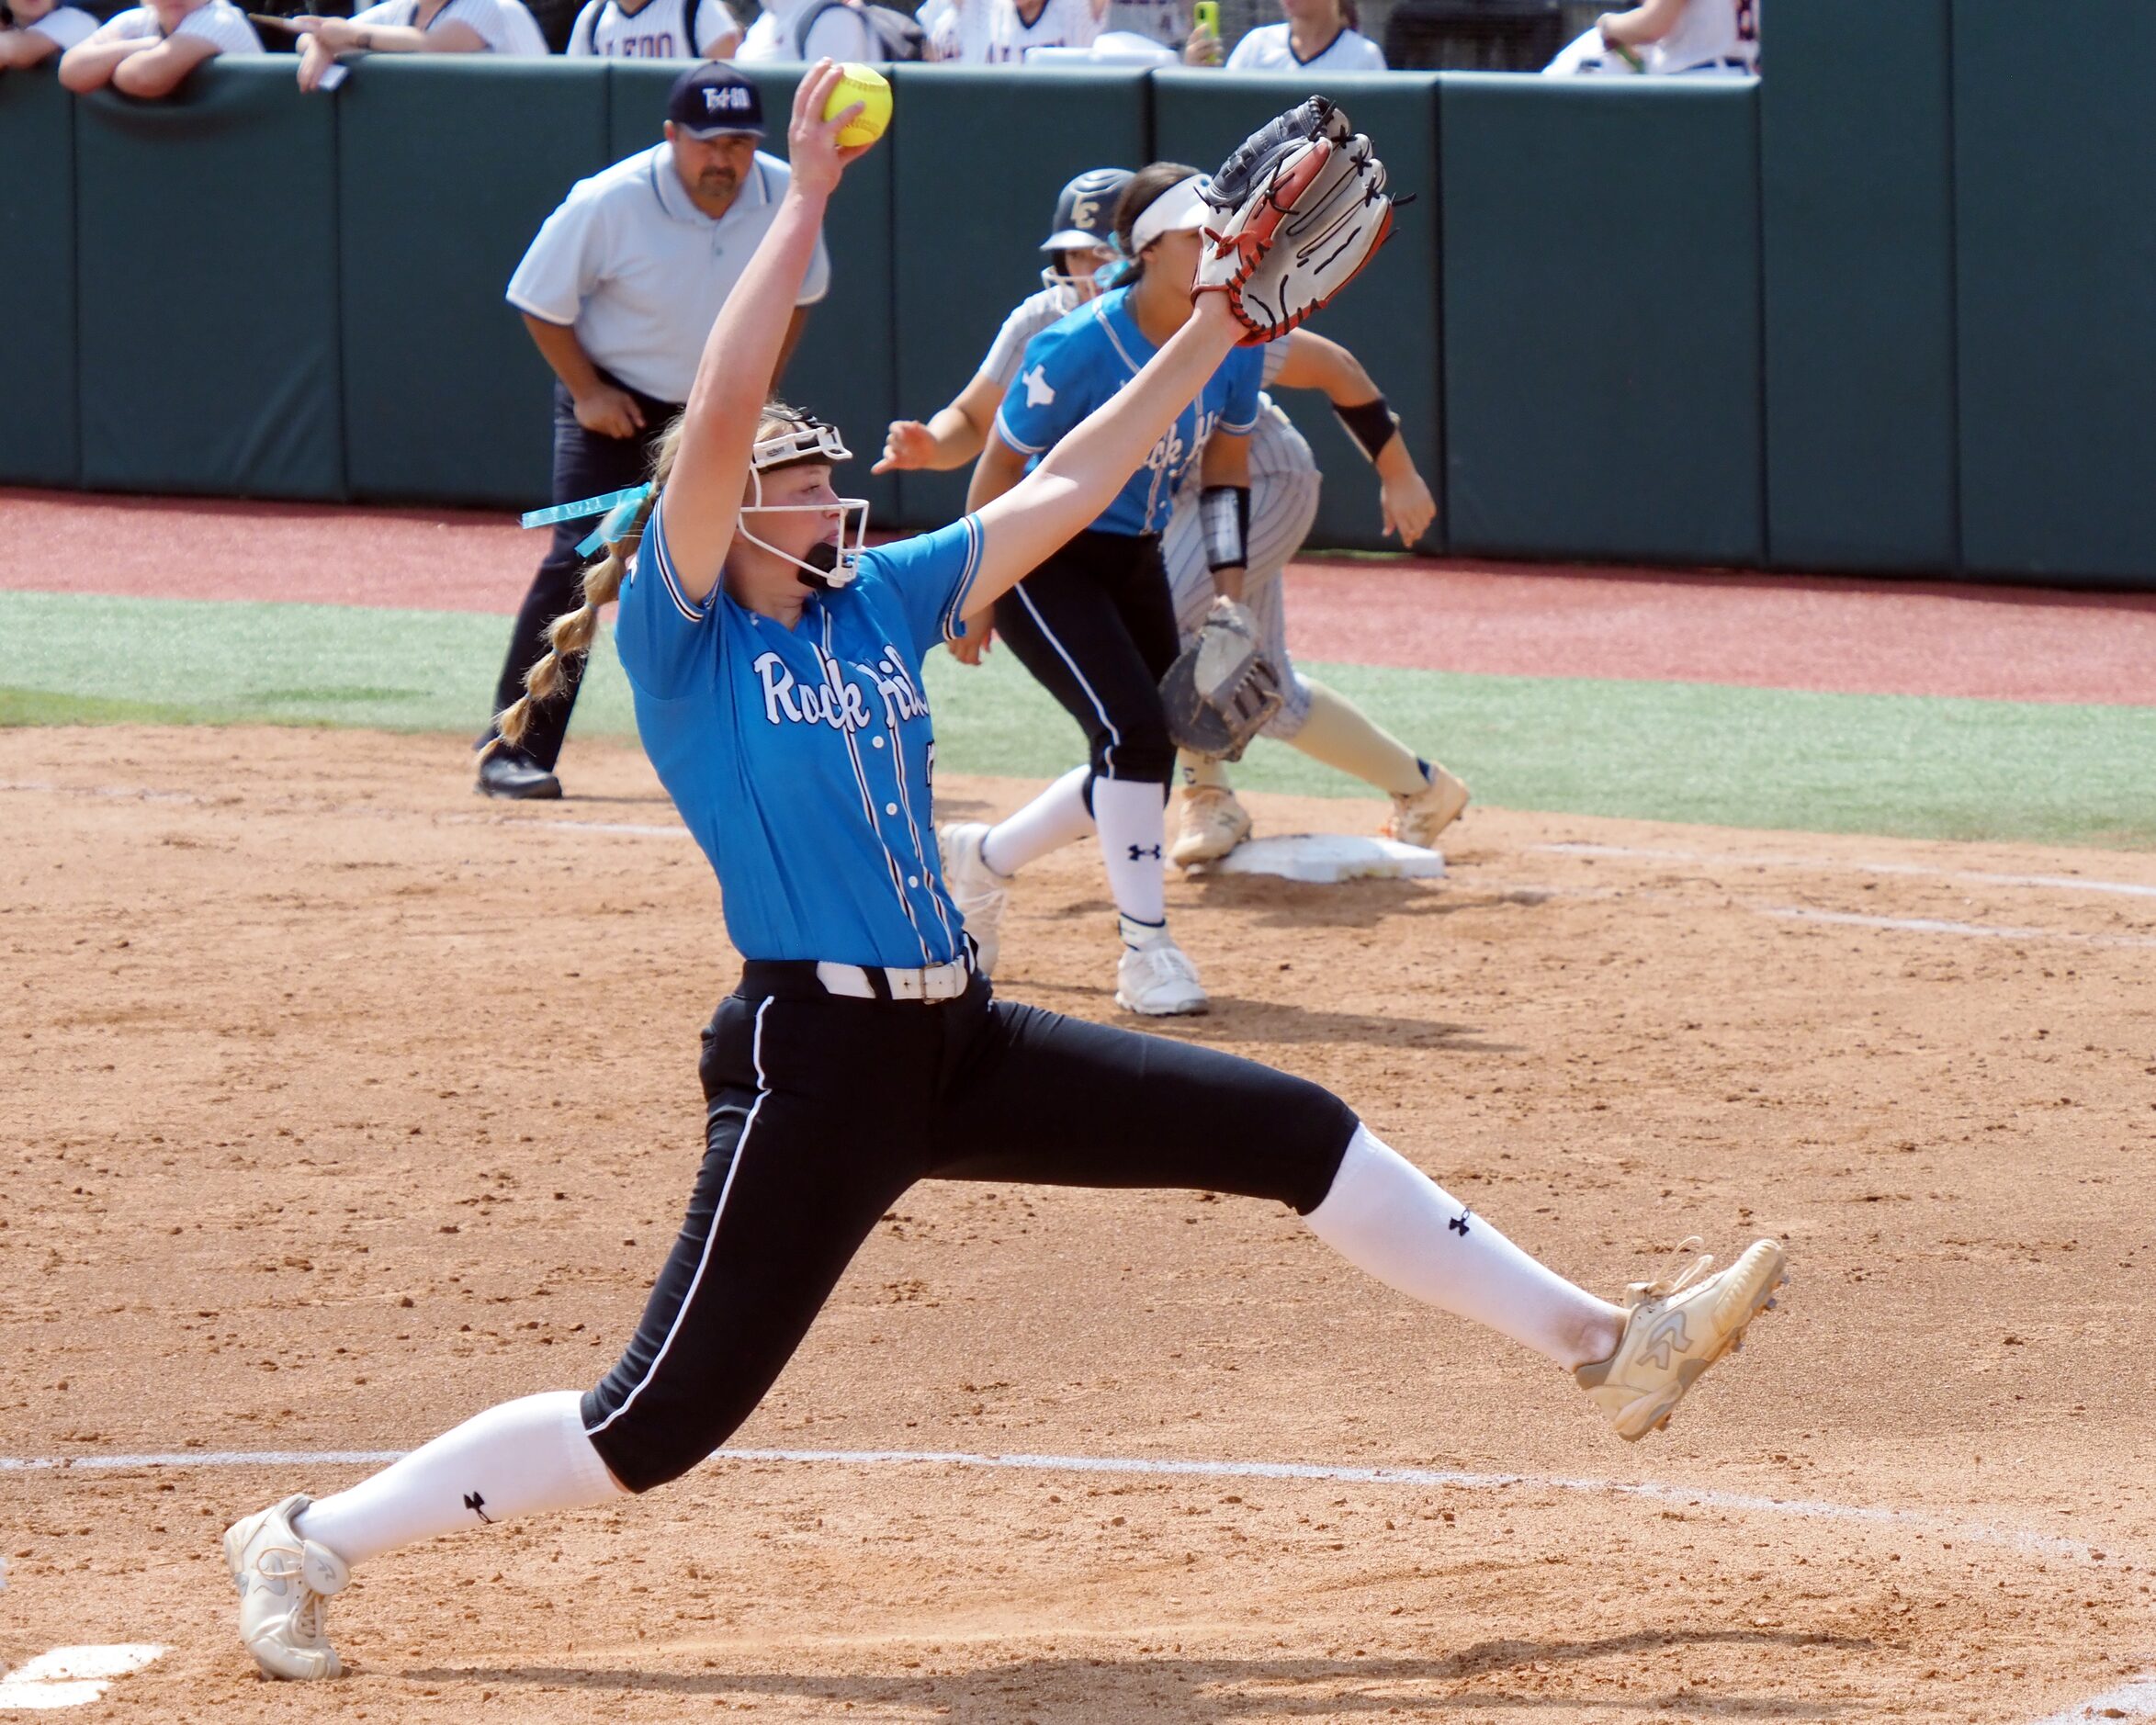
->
[738, 416, 869, 592]
[1127, 174, 1209, 254]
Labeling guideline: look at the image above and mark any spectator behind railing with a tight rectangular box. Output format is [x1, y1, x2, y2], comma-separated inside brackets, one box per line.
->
[0, 0, 100, 70]
[1216, 0, 1383, 69]
[288, 0, 546, 91]
[1547, 0, 1758, 75]
[58, 0, 261, 96]
[564, 0, 739, 58]
[918, 0, 1100, 63]
[738, 0, 924, 61]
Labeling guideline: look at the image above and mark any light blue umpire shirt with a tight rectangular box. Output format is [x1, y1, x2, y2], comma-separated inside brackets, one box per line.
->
[506, 145, 833, 406]
[614, 500, 986, 969]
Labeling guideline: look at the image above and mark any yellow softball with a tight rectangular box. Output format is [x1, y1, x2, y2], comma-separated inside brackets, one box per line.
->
[823, 63, 891, 150]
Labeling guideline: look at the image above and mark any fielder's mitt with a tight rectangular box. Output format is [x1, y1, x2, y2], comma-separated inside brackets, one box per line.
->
[1160, 597, 1284, 762]
[1194, 96, 1396, 344]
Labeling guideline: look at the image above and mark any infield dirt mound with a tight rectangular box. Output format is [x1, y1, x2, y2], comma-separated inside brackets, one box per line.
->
[5, 727, 2154, 1722]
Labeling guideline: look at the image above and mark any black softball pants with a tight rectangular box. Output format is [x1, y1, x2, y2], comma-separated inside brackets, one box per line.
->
[581, 966, 1359, 1493]
[991, 528, 1181, 786]
[483, 375, 679, 772]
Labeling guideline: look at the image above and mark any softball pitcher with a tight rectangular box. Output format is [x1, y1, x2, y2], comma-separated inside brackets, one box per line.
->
[221, 82, 1787, 1682]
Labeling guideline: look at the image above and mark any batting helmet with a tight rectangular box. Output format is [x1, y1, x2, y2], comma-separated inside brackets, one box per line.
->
[1040, 167, 1133, 304]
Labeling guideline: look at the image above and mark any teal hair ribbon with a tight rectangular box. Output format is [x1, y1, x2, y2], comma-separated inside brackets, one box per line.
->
[519, 482, 654, 555]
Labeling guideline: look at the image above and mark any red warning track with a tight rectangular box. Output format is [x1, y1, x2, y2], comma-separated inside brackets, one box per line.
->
[7, 487, 2153, 705]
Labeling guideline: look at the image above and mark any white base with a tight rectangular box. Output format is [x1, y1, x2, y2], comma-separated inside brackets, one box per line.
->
[1188, 833, 1446, 885]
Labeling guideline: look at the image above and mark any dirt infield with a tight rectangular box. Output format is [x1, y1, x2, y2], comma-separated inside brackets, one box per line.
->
[6, 727, 2156, 1722]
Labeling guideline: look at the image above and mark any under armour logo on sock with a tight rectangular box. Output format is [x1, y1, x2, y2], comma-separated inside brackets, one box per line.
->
[463, 1491, 492, 1524]
[1127, 843, 1162, 862]
[1449, 1210, 1472, 1236]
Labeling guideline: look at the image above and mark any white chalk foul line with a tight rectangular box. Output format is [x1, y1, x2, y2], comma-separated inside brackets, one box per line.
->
[2026, 1674, 2156, 1724]
[0, 1646, 164, 1712]
[1758, 906, 2156, 949]
[1533, 841, 2156, 902]
[0, 1443, 2095, 1562]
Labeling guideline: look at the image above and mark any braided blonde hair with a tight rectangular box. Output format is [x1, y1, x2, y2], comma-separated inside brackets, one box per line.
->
[489, 399, 820, 752]
[488, 414, 681, 753]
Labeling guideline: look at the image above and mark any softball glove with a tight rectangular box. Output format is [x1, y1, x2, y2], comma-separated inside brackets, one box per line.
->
[1160, 596, 1284, 762]
[1195, 96, 1397, 344]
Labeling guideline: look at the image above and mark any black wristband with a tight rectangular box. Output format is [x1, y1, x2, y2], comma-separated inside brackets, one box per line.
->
[1200, 484, 1250, 572]
[1333, 394, 1399, 463]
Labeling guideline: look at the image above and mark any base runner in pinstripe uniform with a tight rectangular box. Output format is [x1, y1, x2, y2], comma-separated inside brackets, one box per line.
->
[878, 169, 1468, 895]
[217, 80, 1789, 1683]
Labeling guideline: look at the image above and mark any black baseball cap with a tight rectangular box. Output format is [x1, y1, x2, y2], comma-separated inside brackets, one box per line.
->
[668, 65, 765, 141]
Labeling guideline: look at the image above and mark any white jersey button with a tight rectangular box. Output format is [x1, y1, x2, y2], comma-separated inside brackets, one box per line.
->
[885, 802, 897, 816]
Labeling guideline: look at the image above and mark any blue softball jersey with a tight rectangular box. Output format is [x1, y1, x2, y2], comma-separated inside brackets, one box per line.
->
[992, 286, 1263, 537]
[613, 499, 985, 969]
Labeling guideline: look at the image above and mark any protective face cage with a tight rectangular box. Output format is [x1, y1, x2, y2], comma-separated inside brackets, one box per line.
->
[1039, 250, 1123, 312]
[737, 416, 870, 592]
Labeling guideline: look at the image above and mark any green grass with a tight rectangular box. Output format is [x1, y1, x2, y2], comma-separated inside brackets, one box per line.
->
[6, 589, 2152, 849]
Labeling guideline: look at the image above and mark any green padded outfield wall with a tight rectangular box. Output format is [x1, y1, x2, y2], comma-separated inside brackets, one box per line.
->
[0, 75, 77, 488]
[1440, 74, 1762, 567]
[339, 59, 610, 508]
[1954, 0, 2156, 587]
[74, 63, 343, 499]
[1154, 71, 1443, 555]
[886, 66, 1150, 531]
[612, 60, 900, 523]
[1760, 0, 1956, 573]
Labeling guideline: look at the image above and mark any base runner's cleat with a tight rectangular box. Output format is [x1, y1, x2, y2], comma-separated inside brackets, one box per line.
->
[1384, 762, 1470, 849]
[224, 1494, 350, 1680]
[1575, 1238, 1788, 1443]
[937, 822, 1010, 976]
[1171, 786, 1253, 867]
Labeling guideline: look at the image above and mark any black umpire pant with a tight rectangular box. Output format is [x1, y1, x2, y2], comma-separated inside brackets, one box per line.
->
[992, 528, 1181, 787]
[484, 374, 680, 772]
[580, 966, 1360, 1493]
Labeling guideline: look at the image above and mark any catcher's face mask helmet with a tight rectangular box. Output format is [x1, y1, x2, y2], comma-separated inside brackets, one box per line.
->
[1039, 166, 1134, 308]
[736, 415, 869, 592]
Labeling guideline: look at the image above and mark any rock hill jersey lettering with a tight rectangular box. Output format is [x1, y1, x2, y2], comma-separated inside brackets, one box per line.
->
[566, 0, 740, 57]
[614, 502, 985, 968]
[993, 285, 1261, 536]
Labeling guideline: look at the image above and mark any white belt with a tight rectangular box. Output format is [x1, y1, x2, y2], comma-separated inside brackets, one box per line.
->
[815, 953, 972, 1002]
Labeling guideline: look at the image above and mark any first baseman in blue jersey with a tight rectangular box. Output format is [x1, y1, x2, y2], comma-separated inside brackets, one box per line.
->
[223, 86, 1778, 1686]
[993, 284, 1262, 540]
[957, 166, 1263, 1016]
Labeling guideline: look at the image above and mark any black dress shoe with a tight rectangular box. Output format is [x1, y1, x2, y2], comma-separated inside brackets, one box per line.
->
[475, 744, 562, 800]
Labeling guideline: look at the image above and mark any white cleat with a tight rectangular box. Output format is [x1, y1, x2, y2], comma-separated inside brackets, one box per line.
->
[223, 1494, 350, 1681]
[1385, 762, 1471, 849]
[1170, 785, 1253, 868]
[1115, 926, 1210, 1017]
[1575, 1238, 1789, 1442]
[937, 821, 1010, 976]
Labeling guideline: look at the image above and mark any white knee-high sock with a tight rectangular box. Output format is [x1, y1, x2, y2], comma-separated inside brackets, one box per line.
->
[980, 766, 1094, 877]
[1090, 775, 1168, 928]
[1305, 1127, 1623, 1370]
[292, 1392, 623, 1568]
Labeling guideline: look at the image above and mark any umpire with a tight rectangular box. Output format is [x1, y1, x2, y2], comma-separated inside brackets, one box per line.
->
[480, 62, 832, 797]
